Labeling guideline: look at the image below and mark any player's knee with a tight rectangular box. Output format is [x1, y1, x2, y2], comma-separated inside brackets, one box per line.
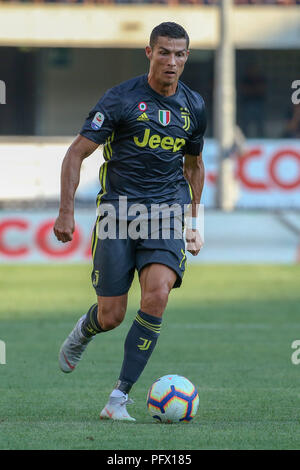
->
[98, 305, 126, 331]
[142, 284, 170, 315]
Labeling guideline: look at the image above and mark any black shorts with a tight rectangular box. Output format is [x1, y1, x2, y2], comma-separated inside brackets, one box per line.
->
[90, 217, 187, 297]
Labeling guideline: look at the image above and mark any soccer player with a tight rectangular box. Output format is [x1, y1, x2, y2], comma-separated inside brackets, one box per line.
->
[53, 22, 206, 422]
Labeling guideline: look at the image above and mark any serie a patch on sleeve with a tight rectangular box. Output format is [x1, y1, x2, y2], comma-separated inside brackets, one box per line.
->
[91, 112, 105, 130]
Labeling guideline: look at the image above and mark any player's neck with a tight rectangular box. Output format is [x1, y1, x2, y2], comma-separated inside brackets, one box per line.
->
[147, 74, 178, 97]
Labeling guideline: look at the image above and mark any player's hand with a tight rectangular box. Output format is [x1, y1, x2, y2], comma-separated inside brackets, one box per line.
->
[53, 213, 75, 243]
[186, 228, 204, 256]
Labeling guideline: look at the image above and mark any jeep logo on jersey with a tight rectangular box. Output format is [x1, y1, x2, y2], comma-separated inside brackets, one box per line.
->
[133, 128, 185, 153]
[158, 110, 171, 126]
[91, 112, 105, 130]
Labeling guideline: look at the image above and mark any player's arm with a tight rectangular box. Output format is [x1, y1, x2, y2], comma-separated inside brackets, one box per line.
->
[53, 135, 99, 243]
[183, 152, 205, 256]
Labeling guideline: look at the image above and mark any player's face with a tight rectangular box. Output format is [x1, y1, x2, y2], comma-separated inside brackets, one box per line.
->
[146, 36, 189, 88]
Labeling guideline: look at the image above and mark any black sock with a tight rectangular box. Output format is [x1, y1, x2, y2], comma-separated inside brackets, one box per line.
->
[116, 310, 162, 394]
[81, 304, 104, 337]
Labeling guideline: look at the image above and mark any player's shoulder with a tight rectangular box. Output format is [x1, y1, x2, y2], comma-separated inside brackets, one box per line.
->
[108, 75, 146, 97]
[95, 75, 146, 115]
[179, 80, 205, 113]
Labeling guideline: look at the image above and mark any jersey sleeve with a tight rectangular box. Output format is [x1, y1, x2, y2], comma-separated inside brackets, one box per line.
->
[185, 96, 207, 156]
[80, 88, 122, 145]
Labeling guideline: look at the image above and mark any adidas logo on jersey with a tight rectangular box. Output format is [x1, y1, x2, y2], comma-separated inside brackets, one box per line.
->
[137, 113, 149, 121]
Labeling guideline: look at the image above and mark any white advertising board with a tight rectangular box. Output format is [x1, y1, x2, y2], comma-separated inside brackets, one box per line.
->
[0, 138, 299, 208]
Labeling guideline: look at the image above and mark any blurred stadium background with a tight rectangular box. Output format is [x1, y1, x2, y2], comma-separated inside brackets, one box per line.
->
[0, 0, 299, 265]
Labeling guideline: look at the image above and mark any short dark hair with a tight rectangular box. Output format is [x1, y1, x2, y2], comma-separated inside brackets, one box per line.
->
[150, 22, 190, 50]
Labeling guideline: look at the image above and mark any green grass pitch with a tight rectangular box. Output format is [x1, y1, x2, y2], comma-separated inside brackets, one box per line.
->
[0, 264, 300, 450]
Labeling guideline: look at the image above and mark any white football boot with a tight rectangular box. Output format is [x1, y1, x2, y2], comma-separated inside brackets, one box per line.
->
[59, 315, 93, 373]
[100, 395, 136, 422]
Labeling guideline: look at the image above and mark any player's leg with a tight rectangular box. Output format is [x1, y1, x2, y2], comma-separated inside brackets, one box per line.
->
[114, 264, 176, 393]
[99, 220, 186, 421]
[59, 220, 135, 374]
[100, 263, 177, 422]
[139, 263, 177, 316]
[59, 294, 128, 373]
[111, 238, 186, 397]
[82, 294, 128, 335]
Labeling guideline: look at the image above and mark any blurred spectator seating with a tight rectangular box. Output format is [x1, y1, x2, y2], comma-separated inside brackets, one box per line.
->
[282, 104, 300, 138]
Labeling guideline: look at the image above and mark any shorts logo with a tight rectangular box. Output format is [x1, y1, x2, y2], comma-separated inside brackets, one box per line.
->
[91, 112, 105, 130]
[92, 270, 99, 287]
[158, 110, 171, 126]
[179, 248, 186, 269]
[138, 102, 147, 112]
